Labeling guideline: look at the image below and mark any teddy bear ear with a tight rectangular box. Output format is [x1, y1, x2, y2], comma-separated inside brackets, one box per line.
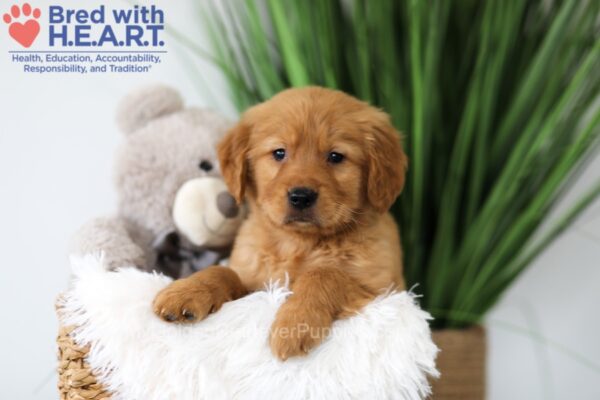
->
[116, 85, 184, 135]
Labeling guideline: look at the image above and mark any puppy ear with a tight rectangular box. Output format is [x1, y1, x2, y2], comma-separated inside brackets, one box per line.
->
[217, 122, 250, 204]
[366, 113, 408, 213]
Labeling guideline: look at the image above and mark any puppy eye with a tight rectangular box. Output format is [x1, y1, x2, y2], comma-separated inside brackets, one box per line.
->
[327, 152, 344, 164]
[199, 160, 213, 172]
[272, 148, 286, 161]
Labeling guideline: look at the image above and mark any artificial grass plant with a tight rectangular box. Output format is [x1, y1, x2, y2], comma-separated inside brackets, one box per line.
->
[177, 0, 600, 328]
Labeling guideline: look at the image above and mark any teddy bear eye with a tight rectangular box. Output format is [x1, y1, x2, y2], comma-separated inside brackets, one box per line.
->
[272, 149, 286, 162]
[199, 160, 213, 172]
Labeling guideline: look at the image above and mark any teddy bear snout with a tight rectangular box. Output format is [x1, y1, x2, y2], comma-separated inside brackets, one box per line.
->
[172, 176, 245, 248]
[217, 191, 239, 218]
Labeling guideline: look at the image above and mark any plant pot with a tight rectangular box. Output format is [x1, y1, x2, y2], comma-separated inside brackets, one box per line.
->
[430, 325, 486, 399]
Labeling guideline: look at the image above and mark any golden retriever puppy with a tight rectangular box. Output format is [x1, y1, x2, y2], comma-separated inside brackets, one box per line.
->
[153, 87, 408, 360]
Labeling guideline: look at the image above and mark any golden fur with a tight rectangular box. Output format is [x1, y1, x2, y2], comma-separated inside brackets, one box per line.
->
[153, 87, 408, 360]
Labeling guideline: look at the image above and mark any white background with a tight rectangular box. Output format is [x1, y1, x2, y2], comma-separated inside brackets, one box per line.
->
[1, 1, 599, 399]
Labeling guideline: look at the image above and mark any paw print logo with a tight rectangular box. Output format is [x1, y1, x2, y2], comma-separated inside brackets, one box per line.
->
[3, 3, 41, 48]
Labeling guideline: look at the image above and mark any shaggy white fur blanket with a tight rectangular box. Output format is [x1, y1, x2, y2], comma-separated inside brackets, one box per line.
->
[59, 256, 439, 400]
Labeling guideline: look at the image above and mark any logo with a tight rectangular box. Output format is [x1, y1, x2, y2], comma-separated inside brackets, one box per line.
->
[3, 3, 41, 48]
[5, 3, 167, 75]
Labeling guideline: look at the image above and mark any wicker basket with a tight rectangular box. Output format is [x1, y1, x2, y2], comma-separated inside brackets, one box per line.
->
[56, 298, 111, 400]
[57, 324, 111, 400]
[430, 326, 487, 399]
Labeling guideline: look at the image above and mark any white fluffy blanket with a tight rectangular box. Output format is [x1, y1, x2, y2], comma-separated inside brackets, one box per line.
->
[59, 256, 439, 400]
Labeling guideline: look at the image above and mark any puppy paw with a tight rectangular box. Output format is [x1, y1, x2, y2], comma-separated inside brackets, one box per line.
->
[152, 278, 226, 323]
[269, 303, 333, 360]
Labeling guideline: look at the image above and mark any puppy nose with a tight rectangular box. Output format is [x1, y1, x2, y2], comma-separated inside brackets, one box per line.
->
[217, 191, 239, 218]
[288, 187, 318, 210]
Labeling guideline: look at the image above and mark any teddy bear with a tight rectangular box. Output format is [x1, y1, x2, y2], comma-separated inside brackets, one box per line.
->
[70, 85, 246, 279]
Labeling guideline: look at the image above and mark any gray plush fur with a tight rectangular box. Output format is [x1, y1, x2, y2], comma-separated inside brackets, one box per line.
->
[70, 217, 151, 271]
[70, 85, 234, 276]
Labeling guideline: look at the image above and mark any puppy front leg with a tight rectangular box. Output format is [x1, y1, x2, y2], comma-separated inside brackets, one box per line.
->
[269, 267, 374, 360]
[153, 266, 247, 323]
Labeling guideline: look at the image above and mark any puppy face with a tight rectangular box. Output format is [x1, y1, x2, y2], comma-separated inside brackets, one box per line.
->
[218, 87, 407, 235]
